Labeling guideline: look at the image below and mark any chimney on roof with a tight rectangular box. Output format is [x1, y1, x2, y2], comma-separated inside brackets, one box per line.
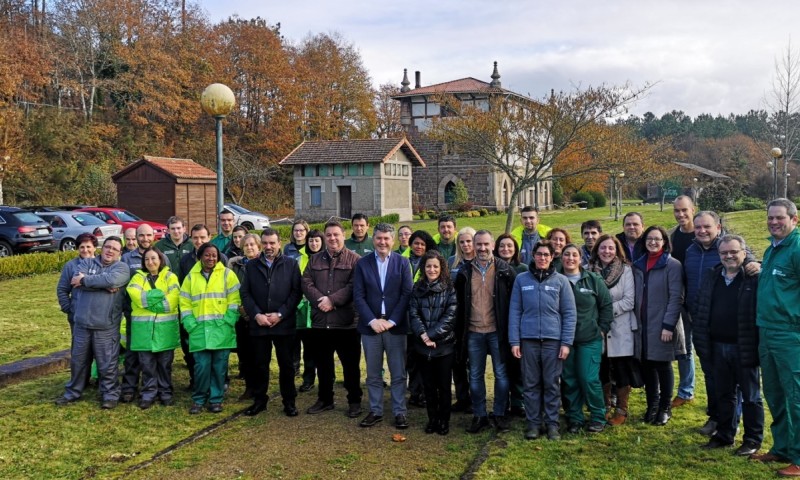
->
[415, 71, 421, 89]
[489, 61, 501, 88]
[400, 68, 410, 93]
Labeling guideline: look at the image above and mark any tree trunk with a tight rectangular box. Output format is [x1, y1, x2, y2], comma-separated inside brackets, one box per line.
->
[504, 188, 520, 234]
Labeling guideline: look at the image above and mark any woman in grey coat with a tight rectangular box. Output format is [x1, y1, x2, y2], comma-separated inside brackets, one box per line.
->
[632, 226, 685, 427]
[588, 234, 638, 425]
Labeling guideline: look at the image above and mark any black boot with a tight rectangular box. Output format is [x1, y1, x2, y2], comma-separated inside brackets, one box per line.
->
[653, 407, 671, 426]
[644, 404, 658, 424]
[425, 418, 439, 434]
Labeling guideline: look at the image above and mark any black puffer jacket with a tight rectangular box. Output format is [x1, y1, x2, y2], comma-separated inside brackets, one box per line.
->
[693, 264, 759, 368]
[409, 280, 458, 357]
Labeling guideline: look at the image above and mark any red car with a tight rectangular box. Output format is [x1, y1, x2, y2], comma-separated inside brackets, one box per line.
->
[76, 207, 168, 240]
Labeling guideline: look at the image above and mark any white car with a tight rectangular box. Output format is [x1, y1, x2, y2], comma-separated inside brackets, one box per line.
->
[224, 203, 271, 231]
[37, 211, 123, 251]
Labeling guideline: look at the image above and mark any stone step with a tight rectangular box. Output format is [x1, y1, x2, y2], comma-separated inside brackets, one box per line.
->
[0, 349, 70, 388]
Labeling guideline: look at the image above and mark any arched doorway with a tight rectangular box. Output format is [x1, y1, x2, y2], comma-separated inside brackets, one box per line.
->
[444, 181, 456, 205]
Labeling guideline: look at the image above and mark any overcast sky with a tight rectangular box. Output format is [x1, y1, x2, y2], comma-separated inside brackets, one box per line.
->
[199, 0, 800, 118]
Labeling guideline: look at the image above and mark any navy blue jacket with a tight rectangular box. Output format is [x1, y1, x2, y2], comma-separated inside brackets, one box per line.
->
[353, 252, 413, 335]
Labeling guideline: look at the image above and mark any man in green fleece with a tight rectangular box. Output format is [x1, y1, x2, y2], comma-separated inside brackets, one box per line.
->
[751, 198, 800, 477]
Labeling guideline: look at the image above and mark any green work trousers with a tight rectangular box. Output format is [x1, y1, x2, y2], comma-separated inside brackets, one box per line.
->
[759, 328, 800, 464]
[192, 349, 230, 405]
[562, 337, 606, 425]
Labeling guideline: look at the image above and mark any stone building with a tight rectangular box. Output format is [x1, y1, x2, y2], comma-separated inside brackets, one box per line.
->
[392, 63, 553, 211]
[279, 137, 425, 222]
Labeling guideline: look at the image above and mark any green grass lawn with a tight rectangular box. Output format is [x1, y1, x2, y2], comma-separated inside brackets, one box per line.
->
[0, 273, 69, 364]
[0, 356, 778, 480]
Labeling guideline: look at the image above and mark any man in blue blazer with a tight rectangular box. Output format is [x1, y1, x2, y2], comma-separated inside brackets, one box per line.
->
[353, 223, 414, 429]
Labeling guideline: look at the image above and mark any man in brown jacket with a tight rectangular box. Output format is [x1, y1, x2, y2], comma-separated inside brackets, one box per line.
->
[301, 220, 363, 418]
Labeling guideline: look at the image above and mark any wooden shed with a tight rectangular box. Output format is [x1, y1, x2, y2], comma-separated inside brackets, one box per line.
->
[112, 156, 218, 231]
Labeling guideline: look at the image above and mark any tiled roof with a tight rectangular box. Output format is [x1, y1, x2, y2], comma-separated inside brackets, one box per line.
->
[392, 77, 513, 99]
[279, 138, 426, 167]
[112, 156, 217, 181]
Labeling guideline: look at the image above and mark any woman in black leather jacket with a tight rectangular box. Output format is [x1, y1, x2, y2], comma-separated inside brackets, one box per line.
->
[409, 250, 458, 435]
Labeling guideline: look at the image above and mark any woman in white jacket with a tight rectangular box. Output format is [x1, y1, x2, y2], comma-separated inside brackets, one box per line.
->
[588, 234, 638, 425]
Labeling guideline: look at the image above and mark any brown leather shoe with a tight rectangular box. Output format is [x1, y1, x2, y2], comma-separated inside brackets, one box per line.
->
[750, 452, 790, 463]
[778, 465, 800, 477]
[670, 396, 693, 408]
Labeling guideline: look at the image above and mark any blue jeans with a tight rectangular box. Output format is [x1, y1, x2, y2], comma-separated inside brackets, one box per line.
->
[676, 311, 695, 399]
[712, 342, 764, 445]
[468, 331, 509, 417]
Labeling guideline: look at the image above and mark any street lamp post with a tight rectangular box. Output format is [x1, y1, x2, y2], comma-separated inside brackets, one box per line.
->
[771, 147, 783, 200]
[200, 83, 236, 233]
[609, 170, 616, 218]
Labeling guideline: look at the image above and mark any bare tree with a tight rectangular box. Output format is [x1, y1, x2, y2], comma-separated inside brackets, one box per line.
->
[428, 83, 651, 233]
[224, 149, 281, 206]
[765, 40, 800, 199]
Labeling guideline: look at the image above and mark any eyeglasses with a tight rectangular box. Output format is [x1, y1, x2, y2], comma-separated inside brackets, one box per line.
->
[534, 252, 552, 258]
[645, 238, 664, 243]
[719, 250, 742, 257]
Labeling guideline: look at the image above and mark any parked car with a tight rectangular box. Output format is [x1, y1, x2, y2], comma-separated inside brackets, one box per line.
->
[224, 203, 271, 231]
[37, 211, 123, 251]
[76, 207, 168, 239]
[0, 206, 56, 256]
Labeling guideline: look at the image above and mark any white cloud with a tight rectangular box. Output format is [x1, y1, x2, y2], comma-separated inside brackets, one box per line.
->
[198, 0, 800, 116]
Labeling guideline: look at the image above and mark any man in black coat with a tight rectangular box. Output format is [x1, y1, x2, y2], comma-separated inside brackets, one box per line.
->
[693, 234, 764, 456]
[455, 230, 516, 434]
[240, 228, 303, 417]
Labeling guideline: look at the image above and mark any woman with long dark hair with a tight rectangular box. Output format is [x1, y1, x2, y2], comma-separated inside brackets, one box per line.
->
[409, 250, 458, 435]
[495, 233, 527, 273]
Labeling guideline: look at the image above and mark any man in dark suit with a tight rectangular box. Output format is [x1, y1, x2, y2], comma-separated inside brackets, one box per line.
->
[353, 223, 414, 429]
[240, 228, 303, 417]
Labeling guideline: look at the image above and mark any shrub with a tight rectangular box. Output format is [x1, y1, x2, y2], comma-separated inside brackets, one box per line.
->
[0, 250, 78, 281]
[552, 181, 564, 206]
[571, 191, 595, 209]
[588, 191, 606, 208]
[699, 182, 743, 213]
[479, 208, 489, 217]
[733, 196, 766, 211]
[449, 180, 470, 211]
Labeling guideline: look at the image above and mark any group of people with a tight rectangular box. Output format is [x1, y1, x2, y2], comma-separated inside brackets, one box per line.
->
[53, 199, 800, 477]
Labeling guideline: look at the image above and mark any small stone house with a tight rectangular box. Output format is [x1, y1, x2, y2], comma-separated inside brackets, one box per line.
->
[279, 138, 425, 222]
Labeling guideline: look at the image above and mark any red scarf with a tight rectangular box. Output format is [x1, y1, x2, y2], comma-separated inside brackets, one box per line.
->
[646, 249, 663, 272]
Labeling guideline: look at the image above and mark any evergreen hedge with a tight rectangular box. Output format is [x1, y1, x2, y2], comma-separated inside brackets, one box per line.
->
[0, 251, 78, 281]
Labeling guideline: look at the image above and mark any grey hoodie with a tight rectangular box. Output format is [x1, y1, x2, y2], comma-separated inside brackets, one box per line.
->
[72, 257, 131, 330]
